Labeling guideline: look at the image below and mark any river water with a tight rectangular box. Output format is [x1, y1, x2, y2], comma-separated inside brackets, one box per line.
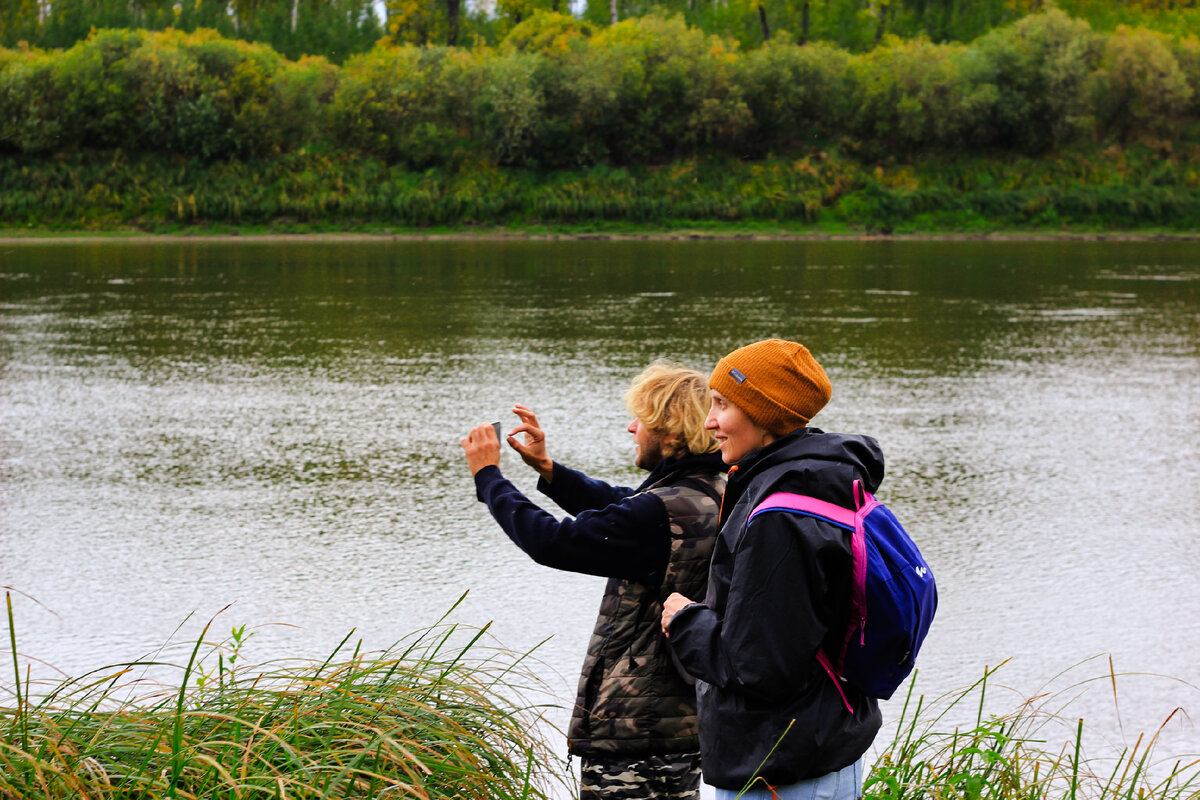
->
[2, 238, 1199, 788]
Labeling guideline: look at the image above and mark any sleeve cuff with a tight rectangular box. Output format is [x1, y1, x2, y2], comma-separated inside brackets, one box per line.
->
[535, 462, 560, 495]
[473, 464, 503, 500]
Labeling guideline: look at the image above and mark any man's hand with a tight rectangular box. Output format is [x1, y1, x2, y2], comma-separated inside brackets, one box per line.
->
[461, 423, 502, 477]
[661, 592, 696, 637]
[509, 404, 554, 483]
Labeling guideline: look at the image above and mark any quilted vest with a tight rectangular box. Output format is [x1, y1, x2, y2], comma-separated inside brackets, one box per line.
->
[566, 467, 725, 757]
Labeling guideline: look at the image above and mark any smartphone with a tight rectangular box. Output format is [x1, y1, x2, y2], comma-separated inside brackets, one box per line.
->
[492, 421, 504, 442]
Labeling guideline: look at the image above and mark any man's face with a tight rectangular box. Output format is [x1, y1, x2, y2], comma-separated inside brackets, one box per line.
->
[628, 417, 667, 471]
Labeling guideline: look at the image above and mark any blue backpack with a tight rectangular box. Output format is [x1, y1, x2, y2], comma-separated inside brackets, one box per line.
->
[749, 480, 937, 710]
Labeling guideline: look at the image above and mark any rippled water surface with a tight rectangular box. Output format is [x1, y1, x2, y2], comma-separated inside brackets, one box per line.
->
[3, 238, 1199, 781]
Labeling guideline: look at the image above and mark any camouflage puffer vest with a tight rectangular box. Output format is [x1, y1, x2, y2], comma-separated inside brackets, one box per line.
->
[567, 467, 725, 758]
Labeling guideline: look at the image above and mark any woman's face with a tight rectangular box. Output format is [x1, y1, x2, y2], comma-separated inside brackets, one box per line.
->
[705, 389, 775, 464]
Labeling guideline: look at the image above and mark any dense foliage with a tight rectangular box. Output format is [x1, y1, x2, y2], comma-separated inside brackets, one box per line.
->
[2, 10, 1200, 170]
[5, 0, 1200, 62]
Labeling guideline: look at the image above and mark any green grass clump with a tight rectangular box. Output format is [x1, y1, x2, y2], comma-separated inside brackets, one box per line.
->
[1, 591, 567, 800]
[866, 659, 1200, 800]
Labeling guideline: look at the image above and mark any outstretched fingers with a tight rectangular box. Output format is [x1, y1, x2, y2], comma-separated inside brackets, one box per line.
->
[512, 403, 540, 427]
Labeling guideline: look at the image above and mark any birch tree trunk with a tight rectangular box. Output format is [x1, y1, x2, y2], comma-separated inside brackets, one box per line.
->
[446, 0, 459, 45]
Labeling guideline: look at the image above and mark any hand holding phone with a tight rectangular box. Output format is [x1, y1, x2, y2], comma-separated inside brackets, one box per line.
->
[461, 421, 504, 477]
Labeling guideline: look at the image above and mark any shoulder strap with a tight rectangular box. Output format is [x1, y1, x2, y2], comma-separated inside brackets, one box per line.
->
[749, 479, 876, 526]
[749, 492, 856, 529]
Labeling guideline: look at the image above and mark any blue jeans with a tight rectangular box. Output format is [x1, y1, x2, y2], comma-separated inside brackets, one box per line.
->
[713, 758, 863, 800]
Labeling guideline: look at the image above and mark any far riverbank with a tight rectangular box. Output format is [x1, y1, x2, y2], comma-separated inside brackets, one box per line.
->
[6, 225, 1200, 245]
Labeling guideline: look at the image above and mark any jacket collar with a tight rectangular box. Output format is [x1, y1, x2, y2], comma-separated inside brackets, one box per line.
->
[636, 450, 727, 493]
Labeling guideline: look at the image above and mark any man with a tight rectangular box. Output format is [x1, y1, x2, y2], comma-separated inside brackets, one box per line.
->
[461, 361, 726, 800]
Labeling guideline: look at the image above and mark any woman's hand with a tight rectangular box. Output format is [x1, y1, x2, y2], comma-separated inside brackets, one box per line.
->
[461, 422, 502, 476]
[661, 592, 696, 637]
[508, 404, 554, 483]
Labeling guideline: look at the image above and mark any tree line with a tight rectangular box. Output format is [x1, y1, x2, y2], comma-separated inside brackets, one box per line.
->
[2, 9, 1198, 169]
[4, 0, 1200, 63]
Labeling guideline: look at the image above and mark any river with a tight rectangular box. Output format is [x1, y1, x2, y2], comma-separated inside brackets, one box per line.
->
[2, 238, 1198, 790]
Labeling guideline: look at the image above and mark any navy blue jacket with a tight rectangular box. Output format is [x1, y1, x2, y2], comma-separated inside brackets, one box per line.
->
[473, 452, 727, 580]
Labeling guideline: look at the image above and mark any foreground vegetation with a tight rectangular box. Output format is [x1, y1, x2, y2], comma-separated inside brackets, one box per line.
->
[4, 590, 1198, 799]
[1, 593, 566, 799]
[865, 661, 1200, 800]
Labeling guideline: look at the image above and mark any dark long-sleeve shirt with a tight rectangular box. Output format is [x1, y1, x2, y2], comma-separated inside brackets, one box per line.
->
[472, 454, 725, 581]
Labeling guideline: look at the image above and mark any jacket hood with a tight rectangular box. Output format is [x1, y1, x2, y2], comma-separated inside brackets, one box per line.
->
[722, 427, 885, 521]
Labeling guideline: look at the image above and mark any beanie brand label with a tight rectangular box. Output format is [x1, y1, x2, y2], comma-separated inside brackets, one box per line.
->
[729, 368, 747, 384]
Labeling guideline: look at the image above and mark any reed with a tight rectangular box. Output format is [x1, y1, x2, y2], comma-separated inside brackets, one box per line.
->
[866, 660, 1200, 800]
[6, 589, 1199, 800]
[0, 591, 567, 800]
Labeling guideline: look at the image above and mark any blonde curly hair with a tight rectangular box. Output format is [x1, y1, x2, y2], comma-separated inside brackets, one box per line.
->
[624, 361, 718, 460]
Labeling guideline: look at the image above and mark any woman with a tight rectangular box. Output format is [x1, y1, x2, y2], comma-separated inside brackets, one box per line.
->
[660, 339, 884, 799]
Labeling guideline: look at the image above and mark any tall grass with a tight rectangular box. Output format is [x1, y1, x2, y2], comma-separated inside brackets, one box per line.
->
[6, 587, 1199, 800]
[866, 659, 1200, 800]
[0, 590, 567, 800]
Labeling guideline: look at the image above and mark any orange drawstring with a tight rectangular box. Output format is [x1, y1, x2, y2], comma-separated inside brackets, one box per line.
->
[719, 464, 738, 520]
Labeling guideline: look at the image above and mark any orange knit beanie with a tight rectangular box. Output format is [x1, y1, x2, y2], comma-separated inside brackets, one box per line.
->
[708, 339, 832, 435]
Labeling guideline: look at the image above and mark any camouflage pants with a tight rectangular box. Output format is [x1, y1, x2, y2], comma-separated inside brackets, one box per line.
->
[579, 752, 702, 800]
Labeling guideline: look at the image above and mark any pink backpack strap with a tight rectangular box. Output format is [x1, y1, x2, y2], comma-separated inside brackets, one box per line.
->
[816, 650, 854, 714]
[749, 492, 857, 527]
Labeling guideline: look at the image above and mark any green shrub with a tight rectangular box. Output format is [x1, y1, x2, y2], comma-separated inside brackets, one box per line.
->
[849, 36, 1001, 154]
[1171, 36, 1200, 117]
[0, 28, 305, 157]
[0, 46, 65, 153]
[499, 10, 593, 57]
[330, 44, 477, 166]
[270, 55, 339, 148]
[498, 12, 604, 167]
[52, 28, 145, 148]
[737, 37, 855, 154]
[971, 9, 1104, 151]
[1091, 25, 1193, 142]
[474, 50, 545, 165]
[576, 14, 746, 163]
